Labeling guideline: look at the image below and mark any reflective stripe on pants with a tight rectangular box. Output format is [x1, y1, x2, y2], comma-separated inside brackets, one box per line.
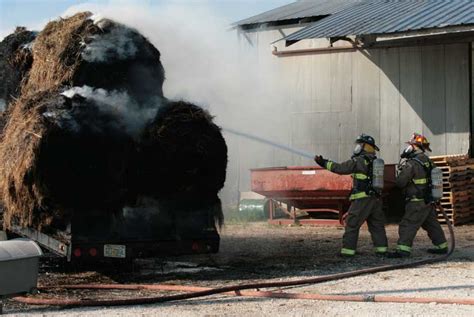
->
[341, 248, 355, 255]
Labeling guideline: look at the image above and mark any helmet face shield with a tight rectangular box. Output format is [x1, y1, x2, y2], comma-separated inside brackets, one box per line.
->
[401, 145, 415, 158]
[353, 143, 363, 156]
[407, 133, 432, 152]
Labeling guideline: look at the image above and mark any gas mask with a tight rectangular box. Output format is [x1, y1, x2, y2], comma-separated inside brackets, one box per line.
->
[400, 145, 415, 159]
[353, 143, 363, 156]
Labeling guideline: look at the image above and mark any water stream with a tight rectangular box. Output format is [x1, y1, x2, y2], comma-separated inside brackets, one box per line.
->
[223, 127, 314, 159]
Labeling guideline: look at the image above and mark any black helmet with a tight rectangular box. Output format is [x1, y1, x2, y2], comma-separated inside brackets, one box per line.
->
[355, 133, 379, 151]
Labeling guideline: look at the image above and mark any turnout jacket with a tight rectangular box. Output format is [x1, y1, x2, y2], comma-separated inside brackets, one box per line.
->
[396, 152, 432, 201]
[324, 153, 376, 200]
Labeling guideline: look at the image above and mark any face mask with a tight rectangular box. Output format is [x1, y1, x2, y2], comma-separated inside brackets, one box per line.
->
[353, 144, 363, 156]
[401, 145, 414, 158]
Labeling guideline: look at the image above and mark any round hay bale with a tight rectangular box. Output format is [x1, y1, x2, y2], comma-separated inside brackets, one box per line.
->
[0, 27, 36, 107]
[0, 27, 36, 132]
[23, 12, 164, 102]
[0, 90, 136, 230]
[0, 12, 165, 230]
[139, 100, 228, 200]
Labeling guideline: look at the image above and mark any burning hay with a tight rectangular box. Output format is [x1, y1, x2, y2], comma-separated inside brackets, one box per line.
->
[139, 101, 227, 200]
[0, 27, 36, 107]
[0, 12, 227, 231]
[137, 100, 227, 226]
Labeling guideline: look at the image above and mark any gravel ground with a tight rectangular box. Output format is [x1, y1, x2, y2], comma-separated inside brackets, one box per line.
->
[3, 223, 473, 316]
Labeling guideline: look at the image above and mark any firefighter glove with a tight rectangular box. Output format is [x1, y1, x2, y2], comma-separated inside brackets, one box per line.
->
[314, 155, 327, 167]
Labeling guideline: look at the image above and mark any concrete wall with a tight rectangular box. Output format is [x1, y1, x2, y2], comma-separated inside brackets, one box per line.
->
[219, 27, 472, 206]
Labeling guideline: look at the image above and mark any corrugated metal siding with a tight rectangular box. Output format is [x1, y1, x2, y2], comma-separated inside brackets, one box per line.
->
[223, 40, 471, 200]
[285, 0, 474, 40]
[235, 0, 361, 26]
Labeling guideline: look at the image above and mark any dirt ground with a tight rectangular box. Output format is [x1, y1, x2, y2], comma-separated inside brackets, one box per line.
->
[3, 222, 474, 316]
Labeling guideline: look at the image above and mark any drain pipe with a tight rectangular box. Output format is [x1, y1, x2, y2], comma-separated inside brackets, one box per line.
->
[13, 205, 456, 308]
[272, 45, 357, 57]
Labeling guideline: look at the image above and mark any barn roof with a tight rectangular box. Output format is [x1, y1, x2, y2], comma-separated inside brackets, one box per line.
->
[235, 0, 361, 27]
[284, 0, 474, 41]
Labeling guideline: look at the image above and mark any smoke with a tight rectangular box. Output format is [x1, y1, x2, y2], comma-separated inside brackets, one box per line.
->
[0, 99, 5, 112]
[61, 85, 159, 137]
[62, 1, 291, 205]
[62, 2, 282, 119]
[82, 22, 138, 63]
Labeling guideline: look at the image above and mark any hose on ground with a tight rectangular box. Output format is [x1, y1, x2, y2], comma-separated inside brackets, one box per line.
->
[13, 204, 456, 307]
[21, 283, 474, 306]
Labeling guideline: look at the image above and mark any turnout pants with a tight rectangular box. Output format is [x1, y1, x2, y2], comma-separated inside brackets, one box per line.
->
[397, 201, 447, 253]
[341, 197, 388, 255]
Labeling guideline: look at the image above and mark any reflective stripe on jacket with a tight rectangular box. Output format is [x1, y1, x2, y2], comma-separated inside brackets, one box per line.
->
[325, 154, 375, 200]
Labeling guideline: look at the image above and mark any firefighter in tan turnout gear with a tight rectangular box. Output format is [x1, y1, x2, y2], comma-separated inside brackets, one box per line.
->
[314, 134, 388, 257]
[388, 133, 448, 258]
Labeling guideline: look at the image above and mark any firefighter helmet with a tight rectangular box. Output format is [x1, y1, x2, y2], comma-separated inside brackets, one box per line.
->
[355, 133, 379, 151]
[407, 133, 432, 152]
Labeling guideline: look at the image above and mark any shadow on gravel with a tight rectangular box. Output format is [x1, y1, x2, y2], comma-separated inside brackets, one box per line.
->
[337, 284, 474, 296]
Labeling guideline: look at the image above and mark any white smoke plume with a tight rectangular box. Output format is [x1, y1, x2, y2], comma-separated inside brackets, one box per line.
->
[0, 99, 6, 112]
[61, 85, 159, 136]
[81, 23, 138, 63]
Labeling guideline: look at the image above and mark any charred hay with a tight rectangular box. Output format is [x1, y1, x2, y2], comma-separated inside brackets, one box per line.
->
[137, 100, 228, 226]
[23, 12, 164, 102]
[0, 27, 36, 131]
[139, 101, 227, 200]
[0, 90, 137, 230]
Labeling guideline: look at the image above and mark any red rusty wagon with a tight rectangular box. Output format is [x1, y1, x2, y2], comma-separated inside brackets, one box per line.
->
[251, 165, 397, 226]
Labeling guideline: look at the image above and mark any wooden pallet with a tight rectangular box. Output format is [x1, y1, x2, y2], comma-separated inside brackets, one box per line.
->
[431, 154, 474, 226]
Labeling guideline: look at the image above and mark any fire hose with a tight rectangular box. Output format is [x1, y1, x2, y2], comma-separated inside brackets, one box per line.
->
[14, 204, 467, 307]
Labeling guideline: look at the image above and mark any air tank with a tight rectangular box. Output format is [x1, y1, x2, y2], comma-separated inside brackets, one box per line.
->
[372, 158, 385, 191]
[430, 167, 443, 201]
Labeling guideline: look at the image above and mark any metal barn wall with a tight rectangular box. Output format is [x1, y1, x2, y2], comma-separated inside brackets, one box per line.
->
[220, 29, 471, 206]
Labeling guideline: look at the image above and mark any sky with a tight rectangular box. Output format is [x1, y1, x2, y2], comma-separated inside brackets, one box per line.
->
[0, 0, 294, 38]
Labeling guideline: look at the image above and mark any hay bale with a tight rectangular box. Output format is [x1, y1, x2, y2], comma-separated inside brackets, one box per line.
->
[24, 12, 164, 102]
[0, 12, 165, 230]
[139, 101, 227, 199]
[137, 100, 227, 226]
[0, 90, 137, 230]
[0, 27, 36, 107]
[0, 27, 36, 132]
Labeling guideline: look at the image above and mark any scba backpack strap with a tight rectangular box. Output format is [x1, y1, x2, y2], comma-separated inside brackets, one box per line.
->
[411, 158, 433, 203]
[363, 155, 377, 196]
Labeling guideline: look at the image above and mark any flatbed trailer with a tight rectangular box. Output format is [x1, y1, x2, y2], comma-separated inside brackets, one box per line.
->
[251, 165, 398, 226]
[6, 203, 220, 262]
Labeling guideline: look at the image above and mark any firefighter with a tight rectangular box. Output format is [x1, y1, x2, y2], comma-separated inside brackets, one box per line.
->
[314, 134, 388, 257]
[388, 133, 448, 258]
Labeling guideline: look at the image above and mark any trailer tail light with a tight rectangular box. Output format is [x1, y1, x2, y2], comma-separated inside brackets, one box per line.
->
[89, 248, 97, 257]
[191, 242, 201, 252]
[73, 248, 82, 257]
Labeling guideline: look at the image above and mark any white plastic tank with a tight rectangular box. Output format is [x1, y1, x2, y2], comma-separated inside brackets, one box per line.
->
[431, 167, 443, 201]
[372, 158, 385, 191]
[0, 239, 42, 297]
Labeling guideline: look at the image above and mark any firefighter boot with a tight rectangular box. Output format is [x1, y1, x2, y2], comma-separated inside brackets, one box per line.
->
[387, 250, 410, 258]
[427, 247, 448, 254]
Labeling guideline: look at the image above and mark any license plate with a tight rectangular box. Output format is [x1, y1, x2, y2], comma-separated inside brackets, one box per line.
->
[104, 244, 126, 258]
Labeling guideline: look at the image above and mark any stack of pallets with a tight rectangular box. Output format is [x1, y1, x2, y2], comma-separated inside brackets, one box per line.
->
[431, 155, 474, 225]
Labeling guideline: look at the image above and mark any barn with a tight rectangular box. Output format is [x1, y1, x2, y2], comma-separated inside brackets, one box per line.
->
[223, 0, 474, 205]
